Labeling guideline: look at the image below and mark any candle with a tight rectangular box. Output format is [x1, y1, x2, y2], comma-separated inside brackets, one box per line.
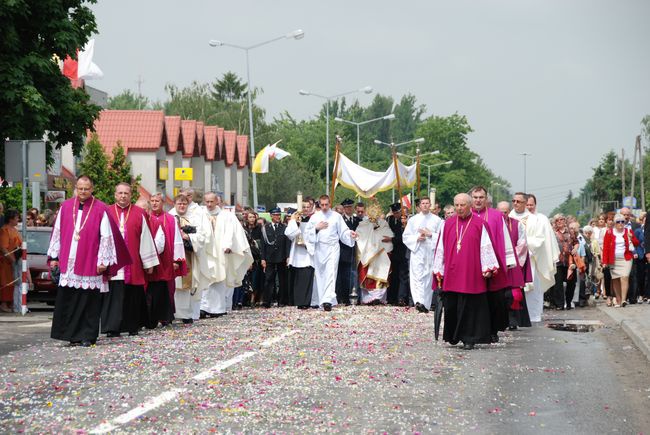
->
[297, 192, 303, 211]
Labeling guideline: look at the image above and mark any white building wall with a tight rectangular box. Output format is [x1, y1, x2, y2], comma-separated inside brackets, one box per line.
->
[212, 161, 225, 199]
[61, 143, 75, 175]
[223, 165, 232, 205]
[230, 165, 238, 205]
[240, 166, 249, 207]
[204, 161, 212, 193]
[190, 156, 205, 193]
[128, 153, 156, 194]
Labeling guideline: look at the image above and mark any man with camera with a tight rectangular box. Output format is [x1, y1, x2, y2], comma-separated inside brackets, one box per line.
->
[169, 193, 212, 323]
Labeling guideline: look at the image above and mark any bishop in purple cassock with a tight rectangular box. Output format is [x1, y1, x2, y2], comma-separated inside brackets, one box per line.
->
[470, 186, 516, 343]
[433, 193, 499, 350]
[48, 176, 131, 347]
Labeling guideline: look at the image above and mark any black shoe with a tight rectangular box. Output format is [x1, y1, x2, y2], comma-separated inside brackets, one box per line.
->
[106, 332, 120, 338]
[182, 318, 194, 324]
[69, 341, 81, 347]
[490, 334, 499, 343]
[323, 303, 332, 312]
[416, 303, 429, 313]
[80, 340, 92, 347]
[449, 340, 459, 346]
[262, 303, 271, 309]
[129, 331, 139, 336]
[398, 300, 407, 307]
[200, 310, 208, 319]
[462, 343, 475, 350]
[508, 326, 518, 331]
[566, 305, 573, 310]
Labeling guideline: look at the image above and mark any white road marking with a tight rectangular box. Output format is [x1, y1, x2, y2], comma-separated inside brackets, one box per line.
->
[89, 388, 186, 434]
[260, 329, 299, 347]
[88, 329, 299, 433]
[192, 351, 256, 381]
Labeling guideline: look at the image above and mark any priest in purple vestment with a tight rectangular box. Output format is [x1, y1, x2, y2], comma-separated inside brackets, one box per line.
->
[100, 183, 159, 337]
[48, 176, 131, 347]
[497, 201, 533, 329]
[432, 193, 499, 350]
[470, 186, 516, 343]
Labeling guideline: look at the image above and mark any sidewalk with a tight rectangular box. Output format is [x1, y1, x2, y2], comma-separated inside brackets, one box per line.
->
[597, 301, 650, 361]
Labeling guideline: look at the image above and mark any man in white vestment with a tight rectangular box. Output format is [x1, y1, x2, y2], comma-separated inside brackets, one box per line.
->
[403, 196, 443, 313]
[201, 192, 253, 316]
[356, 204, 394, 305]
[306, 195, 358, 311]
[285, 205, 317, 308]
[509, 192, 560, 322]
[170, 194, 212, 323]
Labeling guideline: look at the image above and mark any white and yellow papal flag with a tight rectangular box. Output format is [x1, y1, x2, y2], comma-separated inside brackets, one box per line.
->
[252, 141, 291, 174]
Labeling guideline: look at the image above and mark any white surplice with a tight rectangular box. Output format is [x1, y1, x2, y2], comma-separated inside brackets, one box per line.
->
[48, 209, 118, 293]
[510, 209, 560, 322]
[111, 213, 159, 281]
[201, 207, 253, 315]
[356, 219, 394, 304]
[306, 210, 355, 307]
[170, 205, 212, 320]
[403, 211, 442, 310]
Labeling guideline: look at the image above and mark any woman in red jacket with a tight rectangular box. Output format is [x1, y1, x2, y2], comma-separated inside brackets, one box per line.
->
[601, 214, 637, 307]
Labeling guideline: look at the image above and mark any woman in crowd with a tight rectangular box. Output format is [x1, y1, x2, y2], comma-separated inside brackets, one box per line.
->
[243, 212, 262, 307]
[0, 210, 21, 313]
[602, 213, 637, 307]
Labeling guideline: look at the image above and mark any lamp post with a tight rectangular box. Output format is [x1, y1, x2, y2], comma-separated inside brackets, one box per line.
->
[520, 152, 531, 193]
[334, 113, 395, 165]
[299, 86, 373, 192]
[374, 137, 425, 204]
[423, 160, 453, 194]
[209, 29, 304, 210]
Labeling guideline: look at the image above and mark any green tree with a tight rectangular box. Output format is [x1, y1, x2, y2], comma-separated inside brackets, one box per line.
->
[106, 142, 141, 202]
[211, 71, 247, 102]
[255, 158, 322, 208]
[0, 0, 101, 175]
[0, 185, 26, 211]
[77, 135, 140, 203]
[107, 89, 150, 110]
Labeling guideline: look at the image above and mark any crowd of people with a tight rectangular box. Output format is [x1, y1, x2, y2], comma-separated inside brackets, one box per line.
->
[1, 175, 647, 351]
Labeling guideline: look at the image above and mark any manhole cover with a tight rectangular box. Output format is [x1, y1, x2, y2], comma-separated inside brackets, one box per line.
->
[545, 319, 604, 332]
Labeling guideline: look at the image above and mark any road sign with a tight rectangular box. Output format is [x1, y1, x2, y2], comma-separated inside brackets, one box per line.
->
[4, 140, 47, 184]
[174, 167, 193, 181]
[622, 196, 637, 208]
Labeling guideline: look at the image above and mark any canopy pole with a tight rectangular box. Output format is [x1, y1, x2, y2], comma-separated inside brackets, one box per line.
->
[393, 146, 404, 215]
[330, 135, 342, 200]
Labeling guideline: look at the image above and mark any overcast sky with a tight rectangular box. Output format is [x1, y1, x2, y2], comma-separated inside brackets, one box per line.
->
[89, 0, 650, 214]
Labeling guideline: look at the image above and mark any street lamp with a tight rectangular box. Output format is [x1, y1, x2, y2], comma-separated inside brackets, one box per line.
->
[423, 160, 453, 194]
[209, 29, 304, 210]
[299, 86, 373, 192]
[334, 113, 395, 165]
[520, 152, 531, 192]
[374, 137, 425, 204]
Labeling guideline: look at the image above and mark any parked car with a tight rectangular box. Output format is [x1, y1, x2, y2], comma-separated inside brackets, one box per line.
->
[23, 227, 56, 305]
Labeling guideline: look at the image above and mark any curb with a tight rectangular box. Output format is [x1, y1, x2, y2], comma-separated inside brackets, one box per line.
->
[597, 304, 650, 362]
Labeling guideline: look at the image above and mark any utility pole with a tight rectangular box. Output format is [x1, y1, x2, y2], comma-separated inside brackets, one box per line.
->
[639, 135, 645, 210]
[621, 148, 625, 205]
[136, 75, 144, 110]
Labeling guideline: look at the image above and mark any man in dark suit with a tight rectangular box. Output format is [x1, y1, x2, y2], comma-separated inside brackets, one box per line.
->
[336, 198, 360, 305]
[387, 203, 410, 306]
[261, 208, 289, 307]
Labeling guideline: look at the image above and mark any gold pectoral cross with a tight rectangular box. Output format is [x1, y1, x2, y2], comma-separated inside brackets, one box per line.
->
[456, 240, 461, 253]
[74, 230, 81, 241]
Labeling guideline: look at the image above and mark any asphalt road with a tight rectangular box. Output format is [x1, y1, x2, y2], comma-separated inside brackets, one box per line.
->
[0, 304, 648, 434]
